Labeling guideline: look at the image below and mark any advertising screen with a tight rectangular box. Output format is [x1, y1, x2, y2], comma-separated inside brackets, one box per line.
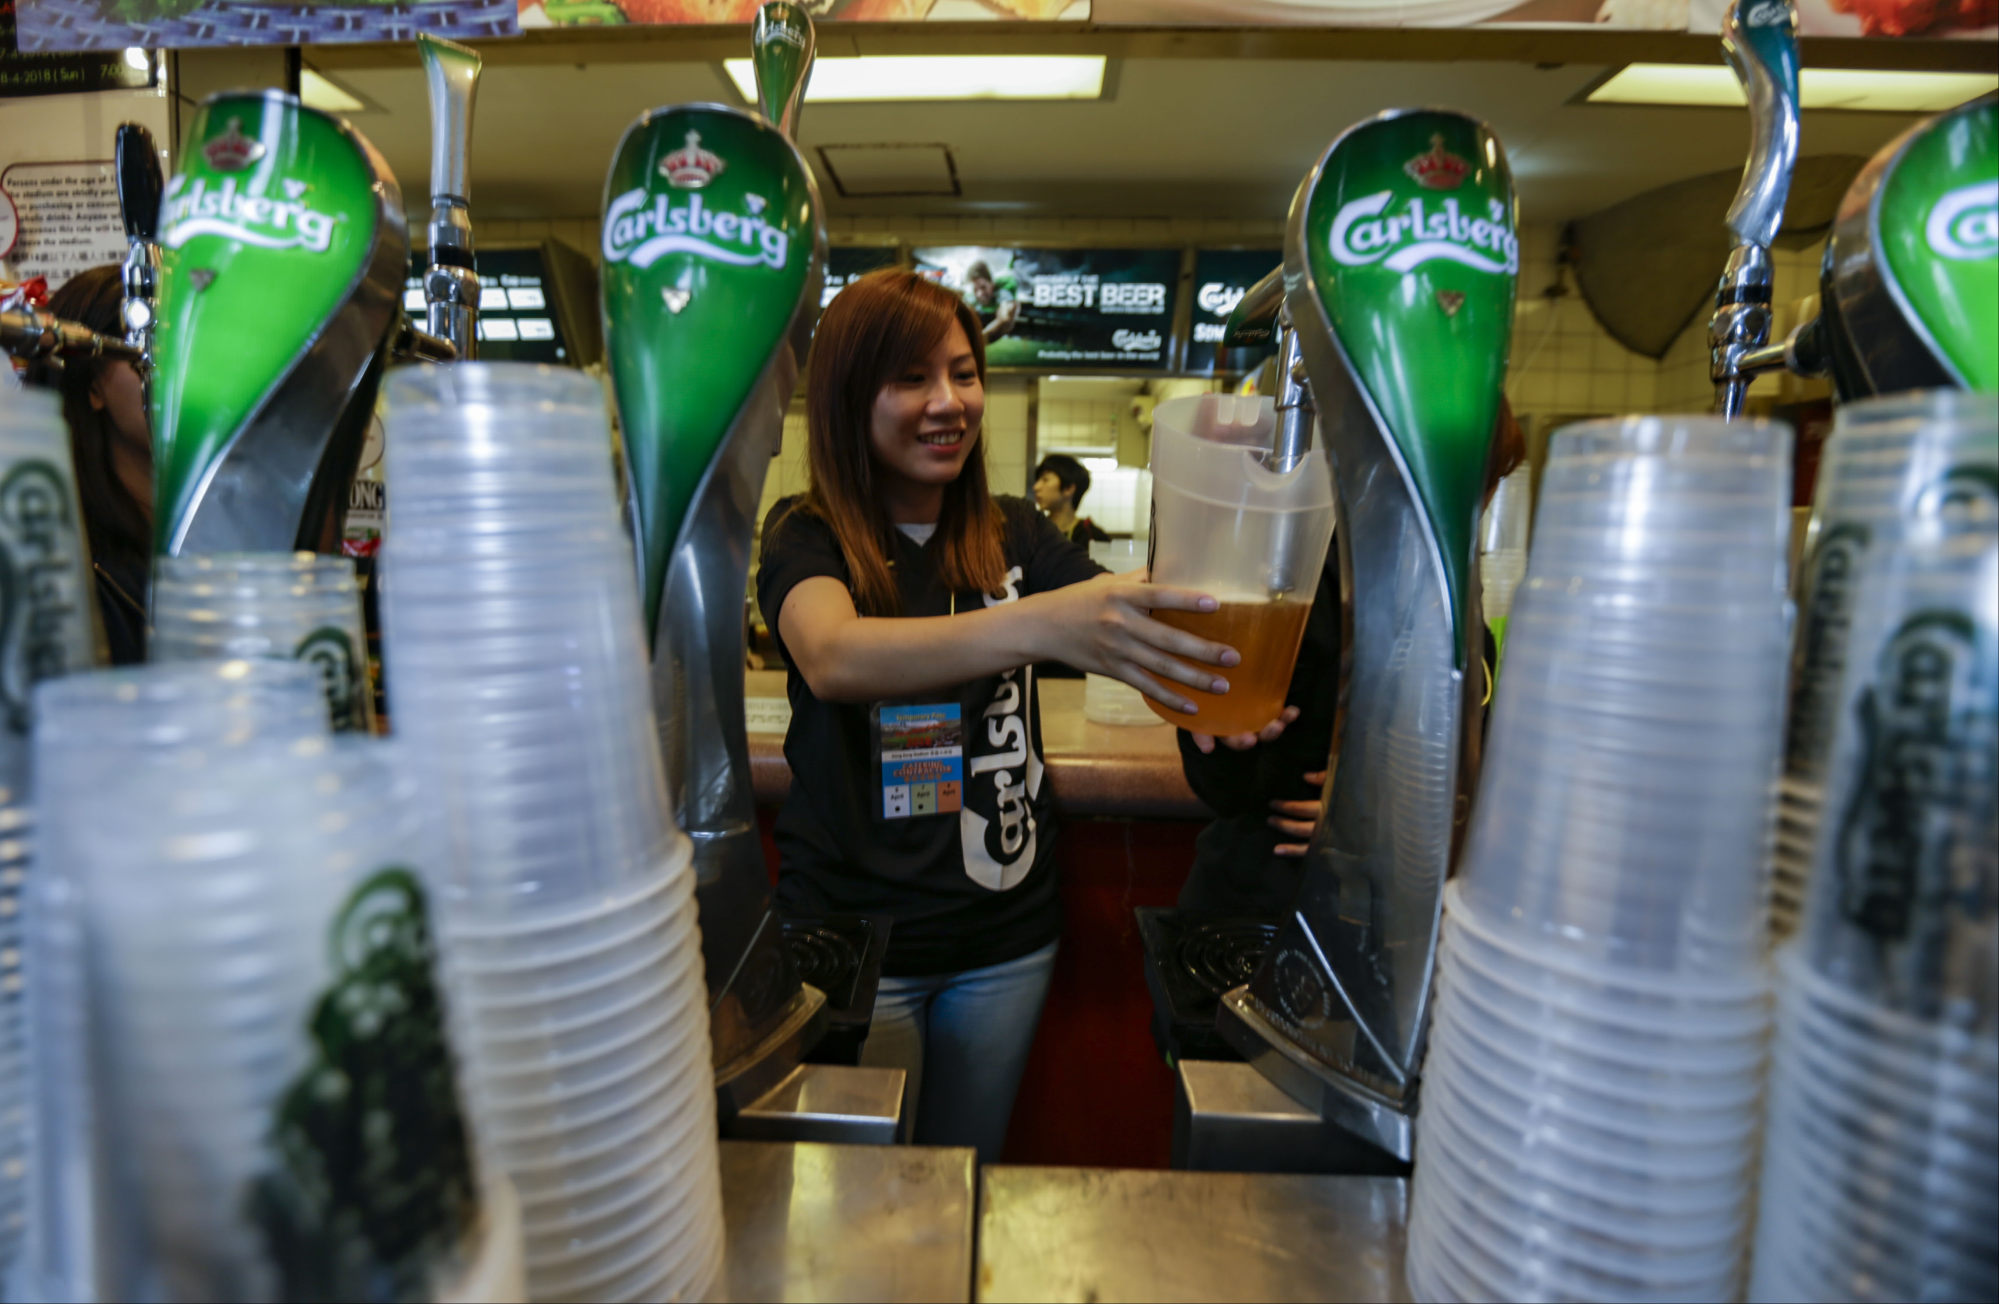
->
[913, 245, 1181, 370]
[1185, 248, 1281, 376]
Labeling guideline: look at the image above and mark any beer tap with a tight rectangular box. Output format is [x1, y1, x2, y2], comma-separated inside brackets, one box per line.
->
[419, 35, 482, 363]
[115, 122, 165, 376]
[1220, 266, 1316, 594]
[1, 307, 142, 365]
[1708, 0, 1800, 419]
[600, 0, 830, 1110]
[1215, 110, 1519, 1162]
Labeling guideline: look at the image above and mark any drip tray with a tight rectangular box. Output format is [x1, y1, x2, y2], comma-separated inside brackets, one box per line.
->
[1137, 908, 1280, 1063]
[780, 913, 892, 1066]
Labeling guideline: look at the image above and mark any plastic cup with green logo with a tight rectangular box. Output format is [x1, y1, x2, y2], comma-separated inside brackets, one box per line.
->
[151, 552, 375, 734]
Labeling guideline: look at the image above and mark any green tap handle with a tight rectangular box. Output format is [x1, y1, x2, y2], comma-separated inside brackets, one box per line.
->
[752, 2, 815, 140]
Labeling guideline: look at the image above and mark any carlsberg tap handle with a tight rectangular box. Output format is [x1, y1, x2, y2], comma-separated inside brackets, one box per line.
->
[153, 92, 409, 555]
[420, 34, 482, 361]
[752, 2, 815, 140]
[1709, 0, 1800, 417]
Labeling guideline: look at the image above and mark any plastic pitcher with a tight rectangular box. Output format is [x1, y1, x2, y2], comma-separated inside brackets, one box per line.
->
[1145, 393, 1336, 735]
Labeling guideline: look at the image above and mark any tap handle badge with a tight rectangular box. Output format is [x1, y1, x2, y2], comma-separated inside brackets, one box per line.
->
[116, 122, 164, 244]
[1722, 0, 1801, 251]
[1295, 108, 1518, 666]
[600, 105, 824, 635]
[752, 2, 816, 141]
[152, 93, 404, 555]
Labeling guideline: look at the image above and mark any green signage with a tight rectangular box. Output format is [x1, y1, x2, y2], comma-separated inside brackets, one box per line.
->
[1303, 111, 1517, 663]
[1879, 95, 1998, 394]
[151, 94, 383, 552]
[600, 106, 818, 635]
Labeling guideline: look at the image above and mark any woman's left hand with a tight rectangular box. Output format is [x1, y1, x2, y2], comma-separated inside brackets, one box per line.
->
[1188, 705, 1299, 755]
[1268, 769, 1328, 857]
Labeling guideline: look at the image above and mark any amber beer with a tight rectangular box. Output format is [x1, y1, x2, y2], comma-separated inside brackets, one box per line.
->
[1147, 596, 1313, 735]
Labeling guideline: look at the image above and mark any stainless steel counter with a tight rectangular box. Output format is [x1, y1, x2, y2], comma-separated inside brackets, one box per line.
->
[720, 1140, 977, 1303]
[975, 1166, 1409, 1303]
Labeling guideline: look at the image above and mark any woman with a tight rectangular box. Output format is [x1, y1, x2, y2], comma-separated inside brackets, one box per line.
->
[21, 265, 152, 664]
[756, 269, 1276, 1161]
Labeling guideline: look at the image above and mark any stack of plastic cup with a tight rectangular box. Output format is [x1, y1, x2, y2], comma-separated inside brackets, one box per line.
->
[0, 383, 109, 1297]
[1768, 390, 1999, 941]
[378, 363, 722, 1304]
[1749, 459, 1998, 1304]
[28, 661, 499, 1303]
[1406, 415, 1793, 1304]
[152, 552, 378, 734]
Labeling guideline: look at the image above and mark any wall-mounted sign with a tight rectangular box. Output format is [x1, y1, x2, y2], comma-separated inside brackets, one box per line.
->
[914, 244, 1180, 370]
[823, 244, 901, 308]
[12, 0, 515, 53]
[1184, 247, 1280, 376]
[0, 159, 123, 291]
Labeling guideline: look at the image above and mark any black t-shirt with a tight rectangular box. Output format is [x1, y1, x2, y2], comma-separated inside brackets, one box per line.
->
[1068, 517, 1113, 546]
[756, 494, 1104, 977]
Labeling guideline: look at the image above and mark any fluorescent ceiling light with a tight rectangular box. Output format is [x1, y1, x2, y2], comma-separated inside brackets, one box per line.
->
[1589, 64, 1996, 113]
[723, 55, 1105, 104]
[301, 68, 367, 114]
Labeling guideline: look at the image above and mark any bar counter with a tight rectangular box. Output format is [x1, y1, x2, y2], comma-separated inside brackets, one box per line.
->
[746, 669, 1204, 819]
[718, 1140, 1411, 1303]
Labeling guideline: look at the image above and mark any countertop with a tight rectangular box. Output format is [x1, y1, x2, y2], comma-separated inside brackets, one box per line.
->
[716, 1141, 1412, 1304]
[745, 669, 1204, 820]
[977, 1167, 1411, 1303]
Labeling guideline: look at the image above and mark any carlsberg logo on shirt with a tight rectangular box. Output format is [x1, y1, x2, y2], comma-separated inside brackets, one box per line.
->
[1330, 192, 1518, 277]
[161, 176, 341, 254]
[602, 188, 790, 271]
[1926, 181, 1999, 262]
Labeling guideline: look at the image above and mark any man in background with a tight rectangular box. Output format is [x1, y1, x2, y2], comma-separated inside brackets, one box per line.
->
[1032, 453, 1112, 546]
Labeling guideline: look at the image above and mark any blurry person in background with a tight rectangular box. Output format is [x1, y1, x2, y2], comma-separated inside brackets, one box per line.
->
[21, 265, 152, 664]
[963, 260, 1019, 343]
[1032, 453, 1112, 546]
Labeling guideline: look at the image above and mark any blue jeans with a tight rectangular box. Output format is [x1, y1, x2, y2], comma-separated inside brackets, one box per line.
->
[861, 940, 1058, 1164]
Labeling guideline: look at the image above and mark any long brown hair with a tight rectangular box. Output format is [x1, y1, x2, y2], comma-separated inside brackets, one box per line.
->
[790, 268, 1005, 616]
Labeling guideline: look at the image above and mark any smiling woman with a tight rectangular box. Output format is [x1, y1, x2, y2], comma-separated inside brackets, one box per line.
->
[752, 267, 1285, 1164]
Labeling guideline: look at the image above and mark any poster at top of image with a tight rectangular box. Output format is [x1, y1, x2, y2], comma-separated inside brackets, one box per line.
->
[11, 0, 516, 53]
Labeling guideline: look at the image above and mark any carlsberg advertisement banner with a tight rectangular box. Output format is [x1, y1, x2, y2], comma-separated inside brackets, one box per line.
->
[913, 245, 1182, 370]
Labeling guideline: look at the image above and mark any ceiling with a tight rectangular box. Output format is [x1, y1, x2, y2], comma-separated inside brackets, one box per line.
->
[314, 40, 1952, 229]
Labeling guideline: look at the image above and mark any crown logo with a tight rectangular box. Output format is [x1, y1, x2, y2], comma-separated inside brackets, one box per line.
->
[1404, 134, 1469, 191]
[203, 118, 266, 173]
[660, 131, 725, 190]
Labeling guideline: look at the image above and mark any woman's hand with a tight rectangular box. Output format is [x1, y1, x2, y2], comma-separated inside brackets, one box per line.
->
[1188, 706, 1300, 755]
[1268, 769, 1328, 857]
[1025, 570, 1238, 716]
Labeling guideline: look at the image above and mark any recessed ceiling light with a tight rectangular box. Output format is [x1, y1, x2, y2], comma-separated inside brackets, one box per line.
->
[722, 55, 1106, 105]
[123, 47, 150, 72]
[301, 68, 367, 114]
[1588, 64, 1996, 113]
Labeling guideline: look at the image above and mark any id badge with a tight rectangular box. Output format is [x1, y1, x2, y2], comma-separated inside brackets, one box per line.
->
[872, 702, 964, 820]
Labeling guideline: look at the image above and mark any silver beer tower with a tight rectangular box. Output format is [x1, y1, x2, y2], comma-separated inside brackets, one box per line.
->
[115, 121, 165, 377]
